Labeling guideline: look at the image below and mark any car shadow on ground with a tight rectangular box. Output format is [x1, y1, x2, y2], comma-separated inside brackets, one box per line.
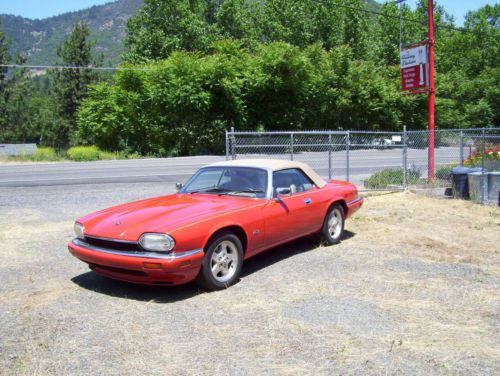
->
[71, 230, 356, 303]
[71, 272, 201, 303]
[242, 230, 356, 277]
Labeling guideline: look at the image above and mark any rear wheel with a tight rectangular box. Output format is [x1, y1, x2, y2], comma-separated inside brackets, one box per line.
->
[196, 231, 243, 291]
[321, 203, 345, 245]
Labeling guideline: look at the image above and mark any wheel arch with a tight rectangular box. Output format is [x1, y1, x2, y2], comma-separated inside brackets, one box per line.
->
[205, 225, 248, 255]
[326, 198, 348, 218]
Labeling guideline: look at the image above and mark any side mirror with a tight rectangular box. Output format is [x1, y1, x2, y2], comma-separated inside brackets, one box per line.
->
[275, 187, 291, 202]
[276, 187, 291, 196]
[175, 182, 183, 192]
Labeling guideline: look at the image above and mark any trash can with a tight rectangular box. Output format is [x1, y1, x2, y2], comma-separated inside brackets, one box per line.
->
[468, 171, 488, 202]
[451, 167, 473, 199]
[487, 172, 500, 203]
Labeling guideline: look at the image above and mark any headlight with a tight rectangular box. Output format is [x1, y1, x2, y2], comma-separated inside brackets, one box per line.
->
[74, 222, 85, 239]
[139, 233, 175, 252]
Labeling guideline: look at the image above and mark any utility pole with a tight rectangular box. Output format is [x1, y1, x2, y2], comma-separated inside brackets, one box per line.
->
[428, 0, 435, 181]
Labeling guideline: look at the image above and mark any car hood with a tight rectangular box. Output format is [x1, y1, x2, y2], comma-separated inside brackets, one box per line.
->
[78, 193, 260, 241]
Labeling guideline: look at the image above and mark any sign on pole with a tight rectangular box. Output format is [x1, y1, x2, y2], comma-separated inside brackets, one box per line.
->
[400, 43, 428, 92]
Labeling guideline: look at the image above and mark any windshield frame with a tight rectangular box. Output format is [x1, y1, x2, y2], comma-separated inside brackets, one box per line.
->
[180, 166, 271, 199]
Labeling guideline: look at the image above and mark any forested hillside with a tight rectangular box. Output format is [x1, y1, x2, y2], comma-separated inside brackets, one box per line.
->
[0, 0, 144, 65]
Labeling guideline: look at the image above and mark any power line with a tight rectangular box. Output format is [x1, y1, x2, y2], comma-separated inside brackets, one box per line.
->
[334, 2, 477, 34]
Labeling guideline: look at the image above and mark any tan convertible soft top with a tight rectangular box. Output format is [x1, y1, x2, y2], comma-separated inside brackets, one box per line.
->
[208, 159, 327, 188]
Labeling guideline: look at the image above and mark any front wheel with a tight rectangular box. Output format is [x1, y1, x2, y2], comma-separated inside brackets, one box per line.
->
[321, 204, 345, 245]
[196, 231, 243, 291]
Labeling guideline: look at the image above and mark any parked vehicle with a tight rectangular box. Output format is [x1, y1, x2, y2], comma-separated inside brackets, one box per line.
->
[68, 159, 363, 290]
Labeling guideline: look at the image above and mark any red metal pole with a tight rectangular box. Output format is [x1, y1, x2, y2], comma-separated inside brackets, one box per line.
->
[428, 0, 435, 181]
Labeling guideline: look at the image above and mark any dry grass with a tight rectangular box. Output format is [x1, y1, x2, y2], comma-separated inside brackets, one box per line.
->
[0, 187, 499, 375]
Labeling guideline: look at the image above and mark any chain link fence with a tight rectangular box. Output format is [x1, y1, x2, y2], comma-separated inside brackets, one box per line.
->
[226, 127, 500, 204]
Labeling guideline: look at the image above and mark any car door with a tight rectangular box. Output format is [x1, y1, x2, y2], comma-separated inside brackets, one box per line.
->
[262, 168, 324, 247]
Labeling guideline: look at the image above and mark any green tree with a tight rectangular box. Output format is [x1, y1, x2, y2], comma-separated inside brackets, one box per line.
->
[51, 21, 101, 146]
[0, 20, 8, 84]
[214, 0, 263, 49]
[124, 0, 213, 63]
[0, 55, 39, 143]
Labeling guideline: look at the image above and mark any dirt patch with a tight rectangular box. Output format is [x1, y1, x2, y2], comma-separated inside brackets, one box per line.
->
[0, 186, 499, 375]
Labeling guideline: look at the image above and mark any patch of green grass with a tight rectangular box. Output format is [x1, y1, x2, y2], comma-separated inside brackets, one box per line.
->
[98, 150, 120, 160]
[1, 145, 145, 163]
[67, 146, 101, 161]
[32, 147, 59, 161]
[365, 168, 420, 189]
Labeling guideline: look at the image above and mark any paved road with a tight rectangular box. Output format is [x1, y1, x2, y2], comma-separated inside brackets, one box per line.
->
[0, 147, 459, 188]
[0, 155, 225, 187]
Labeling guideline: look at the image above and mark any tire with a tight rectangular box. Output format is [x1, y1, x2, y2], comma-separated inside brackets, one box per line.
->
[196, 231, 243, 291]
[321, 203, 345, 245]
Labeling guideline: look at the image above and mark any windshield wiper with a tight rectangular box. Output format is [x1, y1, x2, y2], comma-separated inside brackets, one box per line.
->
[188, 187, 231, 194]
[220, 189, 265, 196]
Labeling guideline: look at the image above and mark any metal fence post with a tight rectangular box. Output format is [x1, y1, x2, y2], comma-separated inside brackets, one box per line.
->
[481, 129, 486, 204]
[328, 132, 332, 181]
[230, 126, 236, 160]
[225, 129, 230, 161]
[346, 131, 350, 182]
[459, 130, 464, 167]
[403, 126, 408, 189]
[290, 133, 294, 161]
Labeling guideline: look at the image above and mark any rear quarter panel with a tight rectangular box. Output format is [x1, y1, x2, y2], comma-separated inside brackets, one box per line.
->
[320, 180, 359, 218]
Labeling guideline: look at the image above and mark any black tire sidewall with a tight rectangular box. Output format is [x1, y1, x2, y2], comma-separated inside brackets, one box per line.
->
[198, 232, 244, 290]
[322, 204, 345, 244]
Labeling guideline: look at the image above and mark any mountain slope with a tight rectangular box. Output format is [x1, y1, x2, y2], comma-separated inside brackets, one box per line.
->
[0, 0, 144, 66]
[1, 0, 380, 66]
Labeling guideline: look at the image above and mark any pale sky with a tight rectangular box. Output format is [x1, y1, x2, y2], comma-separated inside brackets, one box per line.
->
[0, 0, 497, 25]
[405, 0, 495, 25]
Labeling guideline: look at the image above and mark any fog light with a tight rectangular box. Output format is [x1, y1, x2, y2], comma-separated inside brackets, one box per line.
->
[143, 262, 162, 269]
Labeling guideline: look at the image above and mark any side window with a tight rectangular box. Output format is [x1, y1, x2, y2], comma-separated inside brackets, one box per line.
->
[273, 169, 315, 196]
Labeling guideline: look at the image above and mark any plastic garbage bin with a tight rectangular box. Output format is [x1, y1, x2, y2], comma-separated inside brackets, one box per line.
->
[468, 171, 488, 202]
[451, 167, 486, 199]
[487, 172, 500, 203]
[451, 167, 472, 199]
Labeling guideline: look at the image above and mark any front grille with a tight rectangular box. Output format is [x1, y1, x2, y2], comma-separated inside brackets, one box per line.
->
[84, 236, 141, 252]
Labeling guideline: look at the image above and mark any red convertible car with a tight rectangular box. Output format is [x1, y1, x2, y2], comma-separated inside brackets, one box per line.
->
[68, 159, 363, 290]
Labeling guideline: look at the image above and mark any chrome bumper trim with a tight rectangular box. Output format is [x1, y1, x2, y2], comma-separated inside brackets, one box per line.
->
[71, 238, 203, 260]
[347, 197, 363, 206]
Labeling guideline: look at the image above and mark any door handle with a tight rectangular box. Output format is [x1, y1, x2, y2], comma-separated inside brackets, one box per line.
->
[304, 198, 312, 205]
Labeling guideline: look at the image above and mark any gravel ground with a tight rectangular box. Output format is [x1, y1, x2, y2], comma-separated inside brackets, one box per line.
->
[0, 184, 499, 375]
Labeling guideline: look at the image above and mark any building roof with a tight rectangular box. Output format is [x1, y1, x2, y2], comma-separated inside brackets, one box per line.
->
[208, 159, 327, 188]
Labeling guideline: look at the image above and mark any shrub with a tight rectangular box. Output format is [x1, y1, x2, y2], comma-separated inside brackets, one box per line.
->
[365, 168, 420, 189]
[435, 163, 458, 181]
[98, 150, 120, 160]
[32, 147, 59, 161]
[67, 146, 101, 161]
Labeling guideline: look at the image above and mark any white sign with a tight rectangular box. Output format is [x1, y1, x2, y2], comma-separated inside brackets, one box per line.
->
[400, 44, 428, 68]
[400, 43, 429, 91]
[392, 135, 402, 142]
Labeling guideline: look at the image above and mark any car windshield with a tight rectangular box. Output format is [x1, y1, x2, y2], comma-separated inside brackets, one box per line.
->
[181, 167, 268, 198]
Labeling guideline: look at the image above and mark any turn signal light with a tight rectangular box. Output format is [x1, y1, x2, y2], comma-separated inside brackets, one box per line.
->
[142, 262, 162, 269]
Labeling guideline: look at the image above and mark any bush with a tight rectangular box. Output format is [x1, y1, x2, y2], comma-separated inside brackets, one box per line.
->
[98, 150, 121, 160]
[67, 146, 101, 161]
[435, 163, 458, 181]
[32, 147, 59, 161]
[365, 168, 420, 189]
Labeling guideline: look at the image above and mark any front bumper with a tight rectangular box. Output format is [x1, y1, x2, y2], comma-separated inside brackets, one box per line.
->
[68, 238, 204, 286]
